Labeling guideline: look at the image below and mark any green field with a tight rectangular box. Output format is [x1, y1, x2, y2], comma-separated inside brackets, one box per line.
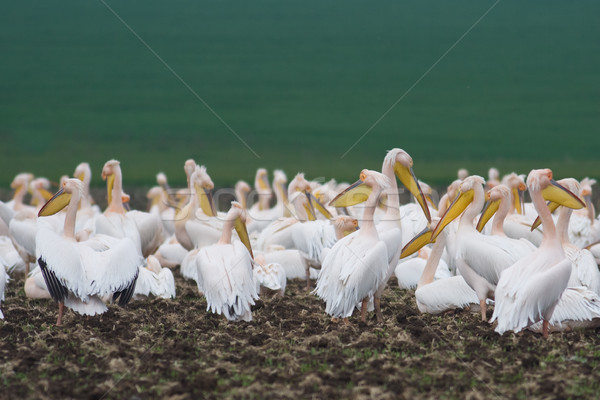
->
[1, 1, 599, 188]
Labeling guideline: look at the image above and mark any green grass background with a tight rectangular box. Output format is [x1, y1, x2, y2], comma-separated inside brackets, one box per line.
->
[1, 0, 599, 188]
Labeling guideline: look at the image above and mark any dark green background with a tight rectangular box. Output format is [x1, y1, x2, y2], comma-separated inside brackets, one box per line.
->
[1, 1, 598, 187]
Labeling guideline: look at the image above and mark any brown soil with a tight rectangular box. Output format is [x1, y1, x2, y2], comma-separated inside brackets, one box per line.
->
[1, 272, 599, 400]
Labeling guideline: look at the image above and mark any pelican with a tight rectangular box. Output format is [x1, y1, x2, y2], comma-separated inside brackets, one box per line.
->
[568, 178, 600, 248]
[0, 236, 27, 275]
[98, 160, 164, 257]
[6, 173, 35, 213]
[133, 255, 176, 300]
[500, 173, 543, 246]
[175, 165, 221, 252]
[194, 201, 258, 321]
[431, 176, 535, 321]
[247, 170, 290, 233]
[253, 253, 286, 297]
[314, 169, 391, 323]
[255, 173, 314, 251]
[36, 179, 142, 326]
[490, 168, 586, 337]
[553, 179, 600, 295]
[486, 167, 500, 190]
[29, 178, 54, 211]
[527, 286, 600, 333]
[476, 184, 512, 237]
[249, 168, 272, 213]
[400, 223, 479, 314]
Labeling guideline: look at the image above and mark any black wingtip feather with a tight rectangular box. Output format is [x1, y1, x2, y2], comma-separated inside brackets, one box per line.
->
[38, 257, 69, 303]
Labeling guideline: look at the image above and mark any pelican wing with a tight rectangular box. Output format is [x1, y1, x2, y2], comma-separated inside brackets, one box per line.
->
[36, 227, 87, 301]
[315, 234, 388, 318]
[565, 247, 600, 295]
[460, 234, 534, 286]
[549, 286, 600, 326]
[197, 241, 258, 321]
[291, 220, 337, 265]
[9, 216, 38, 261]
[81, 237, 143, 300]
[127, 210, 165, 257]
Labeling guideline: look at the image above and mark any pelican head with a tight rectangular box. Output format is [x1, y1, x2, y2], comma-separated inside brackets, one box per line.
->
[74, 162, 92, 184]
[11, 173, 34, 192]
[384, 148, 431, 222]
[502, 172, 527, 215]
[255, 168, 271, 192]
[228, 201, 253, 258]
[431, 175, 485, 240]
[458, 168, 469, 180]
[329, 169, 390, 208]
[476, 184, 511, 232]
[580, 177, 596, 222]
[191, 165, 216, 216]
[39, 179, 84, 217]
[527, 169, 585, 209]
[332, 215, 359, 238]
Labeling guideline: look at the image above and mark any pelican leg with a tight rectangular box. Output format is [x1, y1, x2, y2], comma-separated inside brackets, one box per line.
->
[342, 318, 350, 325]
[305, 267, 311, 291]
[542, 320, 549, 339]
[480, 299, 487, 322]
[374, 297, 383, 323]
[360, 298, 368, 322]
[56, 301, 64, 326]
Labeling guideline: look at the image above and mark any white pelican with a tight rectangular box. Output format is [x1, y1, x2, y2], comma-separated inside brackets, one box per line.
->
[253, 253, 286, 297]
[234, 180, 251, 210]
[98, 160, 164, 257]
[475, 184, 512, 237]
[490, 168, 586, 337]
[255, 173, 314, 251]
[486, 167, 500, 190]
[527, 286, 600, 333]
[568, 178, 600, 248]
[133, 255, 176, 300]
[175, 165, 221, 252]
[6, 173, 35, 213]
[36, 179, 142, 326]
[367, 149, 431, 320]
[500, 173, 543, 246]
[249, 168, 273, 213]
[0, 235, 27, 275]
[314, 169, 391, 323]
[29, 178, 54, 211]
[247, 170, 290, 233]
[553, 178, 600, 295]
[401, 224, 479, 314]
[431, 175, 535, 321]
[194, 201, 258, 321]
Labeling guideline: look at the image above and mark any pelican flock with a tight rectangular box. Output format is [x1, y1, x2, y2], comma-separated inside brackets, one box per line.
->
[0, 150, 599, 338]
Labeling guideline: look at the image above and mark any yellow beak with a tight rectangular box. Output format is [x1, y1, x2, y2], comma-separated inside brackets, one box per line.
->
[38, 188, 72, 217]
[476, 196, 501, 232]
[234, 216, 253, 259]
[512, 187, 525, 215]
[400, 226, 433, 259]
[104, 173, 115, 205]
[196, 185, 216, 217]
[541, 180, 585, 209]
[329, 180, 372, 207]
[394, 163, 431, 223]
[307, 192, 333, 219]
[431, 189, 474, 241]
